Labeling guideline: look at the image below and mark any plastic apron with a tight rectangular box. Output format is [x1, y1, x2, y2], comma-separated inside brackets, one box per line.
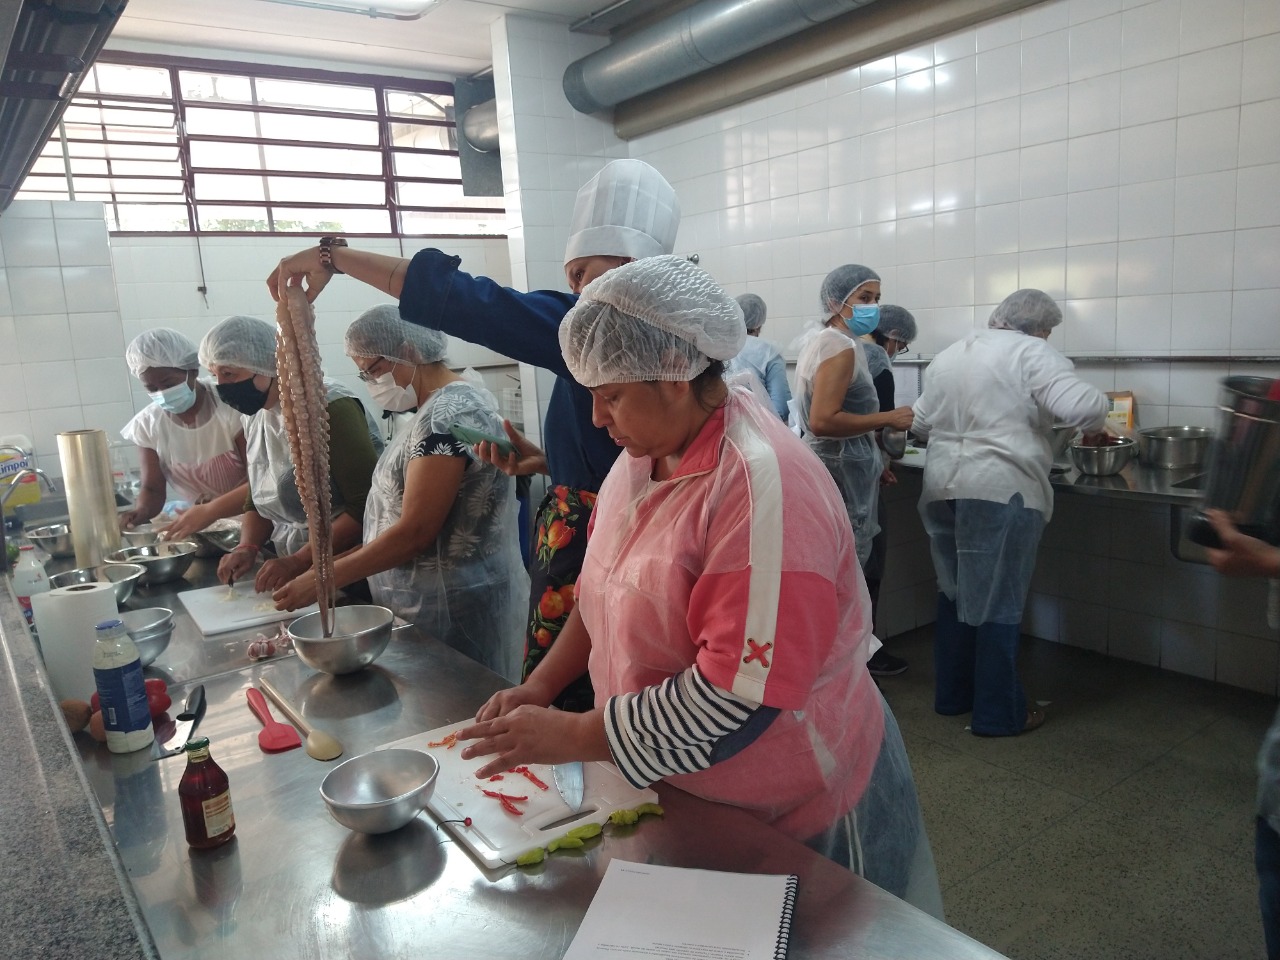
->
[794, 328, 882, 567]
[364, 382, 527, 682]
[243, 379, 380, 557]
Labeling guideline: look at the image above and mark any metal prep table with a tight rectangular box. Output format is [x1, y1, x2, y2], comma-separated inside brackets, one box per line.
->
[9, 554, 1009, 960]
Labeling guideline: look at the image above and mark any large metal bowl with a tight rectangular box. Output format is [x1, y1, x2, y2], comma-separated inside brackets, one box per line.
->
[49, 563, 146, 606]
[1138, 425, 1211, 469]
[1069, 436, 1137, 476]
[26, 523, 76, 559]
[287, 605, 395, 675]
[105, 541, 199, 585]
[119, 607, 174, 666]
[320, 748, 439, 834]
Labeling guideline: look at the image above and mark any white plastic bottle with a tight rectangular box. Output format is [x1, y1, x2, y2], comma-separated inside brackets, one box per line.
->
[12, 544, 50, 626]
[92, 619, 155, 754]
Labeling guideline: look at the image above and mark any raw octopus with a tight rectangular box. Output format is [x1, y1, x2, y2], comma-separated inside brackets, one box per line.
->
[275, 285, 337, 637]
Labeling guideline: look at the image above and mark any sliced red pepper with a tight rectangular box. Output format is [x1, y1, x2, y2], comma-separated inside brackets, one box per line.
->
[488, 774, 505, 781]
[427, 731, 459, 749]
[509, 765, 549, 790]
[482, 789, 530, 816]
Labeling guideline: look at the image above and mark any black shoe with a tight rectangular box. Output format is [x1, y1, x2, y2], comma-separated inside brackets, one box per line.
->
[867, 649, 908, 677]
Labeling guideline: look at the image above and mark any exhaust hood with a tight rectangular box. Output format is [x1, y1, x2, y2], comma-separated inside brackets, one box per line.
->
[0, 0, 127, 213]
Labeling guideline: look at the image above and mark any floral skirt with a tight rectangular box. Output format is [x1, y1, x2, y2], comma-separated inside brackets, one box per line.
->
[523, 484, 596, 712]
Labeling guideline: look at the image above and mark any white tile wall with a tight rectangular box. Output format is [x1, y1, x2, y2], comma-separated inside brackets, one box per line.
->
[491, 0, 1280, 690]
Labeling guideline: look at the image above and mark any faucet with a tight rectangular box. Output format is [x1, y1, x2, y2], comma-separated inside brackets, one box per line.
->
[3, 468, 58, 574]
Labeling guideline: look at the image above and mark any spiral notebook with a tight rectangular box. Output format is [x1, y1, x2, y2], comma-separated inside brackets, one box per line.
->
[564, 859, 798, 960]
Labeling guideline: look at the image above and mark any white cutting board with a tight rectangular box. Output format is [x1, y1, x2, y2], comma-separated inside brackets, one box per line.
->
[176, 583, 318, 636]
[382, 720, 658, 870]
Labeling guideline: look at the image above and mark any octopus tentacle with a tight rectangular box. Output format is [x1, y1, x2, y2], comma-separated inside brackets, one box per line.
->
[275, 286, 336, 637]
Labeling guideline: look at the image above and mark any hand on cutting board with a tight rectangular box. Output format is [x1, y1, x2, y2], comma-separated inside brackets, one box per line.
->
[256, 555, 308, 593]
[458, 706, 609, 780]
[1205, 510, 1280, 579]
[218, 549, 255, 586]
[473, 679, 555, 723]
[273, 571, 317, 611]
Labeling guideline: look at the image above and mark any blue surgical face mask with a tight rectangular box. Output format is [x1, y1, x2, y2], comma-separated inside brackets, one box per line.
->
[849, 303, 880, 336]
[150, 379, 197, 415]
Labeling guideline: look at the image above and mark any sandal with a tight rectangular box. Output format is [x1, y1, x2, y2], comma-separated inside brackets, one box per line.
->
[1022, 709, 1046, 734]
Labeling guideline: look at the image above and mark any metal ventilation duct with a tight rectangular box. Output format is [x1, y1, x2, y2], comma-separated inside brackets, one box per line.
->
[0, 0, 127, 212]
[563, 0, 878, 114]
[460, 99, 498, 153]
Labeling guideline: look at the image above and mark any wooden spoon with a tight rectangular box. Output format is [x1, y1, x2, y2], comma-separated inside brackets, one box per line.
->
[246, 687, 301, 753]
[259, 678, 344, 762]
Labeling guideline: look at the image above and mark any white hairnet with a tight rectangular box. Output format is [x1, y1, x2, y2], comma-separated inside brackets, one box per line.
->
[877, 304, 918, 343]
[563, 159, 680, 266]
[199, 315, 277, 378]
[126, 328, 199, 379]
[820, 264, 881, 315]
[735, 293, 767, 332]
[560, 255, 746, 387]
[345, 304, 448, 365]
[988, 288, 1062, 336]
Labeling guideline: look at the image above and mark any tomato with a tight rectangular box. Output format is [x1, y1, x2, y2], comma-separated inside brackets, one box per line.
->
[91, 679, 169, 717]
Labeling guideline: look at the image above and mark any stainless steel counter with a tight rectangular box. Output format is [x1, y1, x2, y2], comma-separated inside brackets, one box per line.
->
[58, 557, 1006, 960]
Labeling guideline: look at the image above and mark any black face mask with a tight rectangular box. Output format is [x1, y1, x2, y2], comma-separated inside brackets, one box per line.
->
[216, 376, 270, 415]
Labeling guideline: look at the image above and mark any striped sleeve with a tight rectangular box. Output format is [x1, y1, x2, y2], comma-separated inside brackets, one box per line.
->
[602, 665, 778, 789]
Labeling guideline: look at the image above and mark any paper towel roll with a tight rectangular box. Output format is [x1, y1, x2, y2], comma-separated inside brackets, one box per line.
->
[58, 429, 121, 568]
[31, 582, 118, 702]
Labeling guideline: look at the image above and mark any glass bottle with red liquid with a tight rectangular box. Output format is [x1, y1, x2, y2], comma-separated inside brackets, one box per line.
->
[179, 737, 236, 849]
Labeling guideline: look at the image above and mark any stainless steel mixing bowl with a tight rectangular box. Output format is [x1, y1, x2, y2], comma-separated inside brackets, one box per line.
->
[105, 541, 198, 585]
[119, 607, 174, 666]
[320, 748, 439, 834]
[120, 524, 163, 547]
[287, 605, 396, 675]
[49, 563, 146, 605]
[1069, 437, 1137, 476]
[26, 523, 76, 559]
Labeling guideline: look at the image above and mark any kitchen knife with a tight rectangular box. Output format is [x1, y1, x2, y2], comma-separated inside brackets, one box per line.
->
[151, 684, 206, 760]
[551, 761, 584, 812]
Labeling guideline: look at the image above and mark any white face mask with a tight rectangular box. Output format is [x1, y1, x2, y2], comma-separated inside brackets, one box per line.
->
[367, 369, 417, 412]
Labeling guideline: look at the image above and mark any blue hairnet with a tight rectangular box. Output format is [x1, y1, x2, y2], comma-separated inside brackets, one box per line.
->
[735, 293, 767, 332]
[988, 289, 1062, 337]
[345, 304, 448, 365]
[199, 316, 277, 378]
[820, 264, 881, 315]
[877, 304, 918, 343]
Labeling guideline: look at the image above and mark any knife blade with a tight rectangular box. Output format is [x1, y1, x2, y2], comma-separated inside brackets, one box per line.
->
[151, 684, 206, 760]
[551, 761, 584, 812]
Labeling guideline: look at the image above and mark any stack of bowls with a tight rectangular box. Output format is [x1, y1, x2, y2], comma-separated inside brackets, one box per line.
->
[120, 607, 174, 666]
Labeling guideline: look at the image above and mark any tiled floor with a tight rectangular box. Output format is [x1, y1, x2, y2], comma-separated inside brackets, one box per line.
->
[878, 627, 1276, 960]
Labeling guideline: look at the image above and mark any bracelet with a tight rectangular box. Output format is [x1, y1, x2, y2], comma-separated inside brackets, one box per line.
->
[319, 236, 348, 274]
[231, 543, 261, 556]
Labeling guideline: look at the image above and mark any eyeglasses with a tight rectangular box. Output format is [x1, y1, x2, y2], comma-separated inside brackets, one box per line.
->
[355, 357, 394, 383]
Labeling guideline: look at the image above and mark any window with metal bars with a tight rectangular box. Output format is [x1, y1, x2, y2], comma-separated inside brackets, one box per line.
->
[16, 52, 506, 238]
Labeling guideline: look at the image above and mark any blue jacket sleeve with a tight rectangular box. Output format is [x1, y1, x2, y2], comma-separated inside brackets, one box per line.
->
[764, 354, 793, 421]
[397, 248, 577, 378]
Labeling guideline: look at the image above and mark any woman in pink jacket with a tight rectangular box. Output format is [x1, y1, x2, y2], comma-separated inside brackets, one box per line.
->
[459, 256, 942, 916]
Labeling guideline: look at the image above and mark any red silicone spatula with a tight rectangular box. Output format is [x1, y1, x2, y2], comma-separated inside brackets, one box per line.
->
[247, 687, 302, 752]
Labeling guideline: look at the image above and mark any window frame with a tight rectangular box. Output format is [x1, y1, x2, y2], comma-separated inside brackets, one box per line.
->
[21, 51, 505, 239]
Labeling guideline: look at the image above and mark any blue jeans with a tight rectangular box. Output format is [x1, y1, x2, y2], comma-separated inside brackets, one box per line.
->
[1258, 817, 1280, 959]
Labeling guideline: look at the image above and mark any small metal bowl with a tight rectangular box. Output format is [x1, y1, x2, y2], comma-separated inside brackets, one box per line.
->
[26, 523, 76, 559]
[320, 748, 439, 834]
[119, 607, 174, 667]
[105, 541, 198, 585]
[49, 563, 146, 606]
[121, 524, 163, 547]
[1069, 436, 1137, 476]
[288, 605, 396, 676]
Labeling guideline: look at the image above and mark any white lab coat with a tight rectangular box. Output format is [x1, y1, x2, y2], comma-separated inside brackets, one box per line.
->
[911, 329, 1108, 522]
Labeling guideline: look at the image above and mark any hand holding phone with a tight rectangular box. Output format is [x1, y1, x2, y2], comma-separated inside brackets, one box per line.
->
[450, 423, 517, 459]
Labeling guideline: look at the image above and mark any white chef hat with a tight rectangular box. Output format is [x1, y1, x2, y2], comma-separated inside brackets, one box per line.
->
[563, 159, 681, 266]
[559, 255, 746, 387]
[126, 328, 199, 379]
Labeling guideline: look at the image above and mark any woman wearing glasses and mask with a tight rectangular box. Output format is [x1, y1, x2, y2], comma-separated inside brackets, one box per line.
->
[198, 314, 383, 594]
[272, 306, 527, 681]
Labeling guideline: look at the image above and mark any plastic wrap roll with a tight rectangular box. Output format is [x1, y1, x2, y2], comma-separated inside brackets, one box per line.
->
[31, 582, 118, 701]
[57, 429, 121, 567]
